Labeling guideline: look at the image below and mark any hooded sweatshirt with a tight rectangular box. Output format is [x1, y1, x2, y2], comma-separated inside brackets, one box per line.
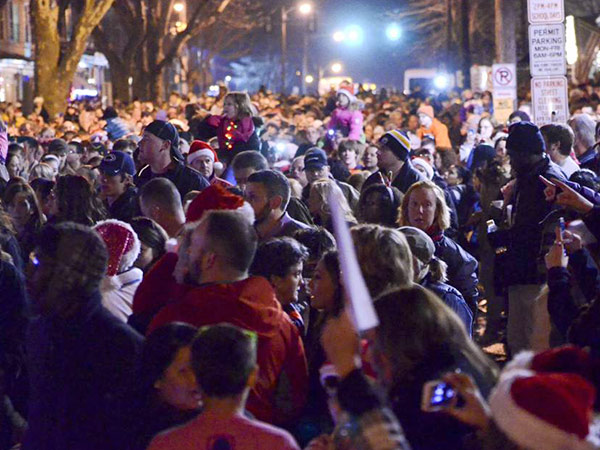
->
[147, 276, 308, 425]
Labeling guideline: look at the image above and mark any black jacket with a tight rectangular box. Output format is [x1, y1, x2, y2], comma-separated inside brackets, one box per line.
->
[107, 186, 141, 223]
[24, 291, 143, 450]
[506, 157, 565, 285]
[365, 160, 425, 194]
[136, 162, 209, 200]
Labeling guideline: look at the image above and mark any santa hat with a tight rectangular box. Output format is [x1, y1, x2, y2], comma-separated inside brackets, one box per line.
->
[337, 84, 356, 103]
[504, 346, 597, 381]
[187, 140, 223, 172]
[489, 369, 597, 450]
[185, 183, 254, 224]
[93, 219, 141, 276]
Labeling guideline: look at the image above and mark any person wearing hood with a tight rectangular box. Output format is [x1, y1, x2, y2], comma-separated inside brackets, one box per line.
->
[23, 222, 143, 450]
[136, 120, 209, 199]
[416, 104, 452, 150]
[502, 122, 566, 355]
[147, 210, 308, 426]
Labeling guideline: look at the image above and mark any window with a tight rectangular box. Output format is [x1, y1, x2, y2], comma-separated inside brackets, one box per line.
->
[8, 0, 20, 42]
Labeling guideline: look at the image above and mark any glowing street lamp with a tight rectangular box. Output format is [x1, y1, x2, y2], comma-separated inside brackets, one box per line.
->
[305, 74, 314, 83]
[386, 23, 401, 41]
[173, 2, 184, 12]
[345, 25, 363, 44]
[333, 30, 345, 42]
[298, 2, 313, 15]
[331, 62, 343, 74]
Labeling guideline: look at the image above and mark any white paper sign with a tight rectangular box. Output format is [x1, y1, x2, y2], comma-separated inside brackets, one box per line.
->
[527, 0, 564, 24]
[529, 23, 566, 76]
[531, 76, 569, 125]
[329, 191, 379, 332]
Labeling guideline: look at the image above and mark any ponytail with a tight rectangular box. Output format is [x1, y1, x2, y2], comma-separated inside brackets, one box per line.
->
[428, 257, 448, 283]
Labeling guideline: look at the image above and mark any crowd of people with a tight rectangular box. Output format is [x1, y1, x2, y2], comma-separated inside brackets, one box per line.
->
[1, 81, 600, 449]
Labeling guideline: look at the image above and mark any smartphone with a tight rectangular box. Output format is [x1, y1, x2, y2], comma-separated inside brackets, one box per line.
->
[421, 380, 456, 412]
[559, 217, 567, 255]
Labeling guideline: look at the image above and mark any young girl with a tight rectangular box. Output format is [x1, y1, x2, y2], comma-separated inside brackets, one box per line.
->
[327, 84, 363, 144]
[199, 92, 261, 166]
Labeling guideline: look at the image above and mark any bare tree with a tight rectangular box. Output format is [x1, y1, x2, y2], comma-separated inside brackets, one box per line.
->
[31, 0, 115, 116]
[93, 0, 264, 102]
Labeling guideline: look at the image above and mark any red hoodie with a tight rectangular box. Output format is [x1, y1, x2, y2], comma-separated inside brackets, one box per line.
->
[147, 276, 308, 425]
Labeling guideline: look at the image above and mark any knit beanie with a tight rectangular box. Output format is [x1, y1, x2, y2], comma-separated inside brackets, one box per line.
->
[506, 121, 546, 154]
[379, 130, 411, 161]
[417, 105, 435, 119]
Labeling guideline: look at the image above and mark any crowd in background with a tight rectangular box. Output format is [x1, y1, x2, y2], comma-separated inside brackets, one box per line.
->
[1, 81, 600, 450]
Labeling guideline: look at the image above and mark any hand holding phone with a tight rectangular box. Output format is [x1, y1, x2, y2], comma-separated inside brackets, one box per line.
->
[421, 380, 457, 412]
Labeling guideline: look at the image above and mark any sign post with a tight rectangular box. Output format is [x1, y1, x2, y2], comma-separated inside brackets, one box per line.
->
[527, 0, 568, 125]
[492, 63, 517, 124]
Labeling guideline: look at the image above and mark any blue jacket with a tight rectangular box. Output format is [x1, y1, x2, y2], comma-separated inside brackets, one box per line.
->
[422, 276, 473, 336]
[431, 232, 479, 315]
[24, 291, 143, 450]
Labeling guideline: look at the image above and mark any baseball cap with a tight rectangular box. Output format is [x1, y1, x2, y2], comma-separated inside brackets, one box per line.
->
[304, 147, 328, 170]
[398, 226, 435, 264]
[144, 120, 182, 162]
[99, 151, 136, 176]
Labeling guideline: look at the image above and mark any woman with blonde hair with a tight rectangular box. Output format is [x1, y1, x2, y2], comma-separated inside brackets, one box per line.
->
[308, 178, 357, 233]
[398, 180, 479, 317]
[351, 224, 413, 298]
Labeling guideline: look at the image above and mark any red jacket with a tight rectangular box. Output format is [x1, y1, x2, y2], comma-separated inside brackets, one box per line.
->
[147, 276, 308, 425]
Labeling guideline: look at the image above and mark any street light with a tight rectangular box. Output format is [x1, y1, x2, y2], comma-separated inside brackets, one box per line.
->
[305, 74, 314, 83]
[173, 2, 184, 12]
[345, 25, 363, 45]
[281, 2, 315, 95]
[298, 2, 312, 15]
[331, 63, 343, 74]
[332, 30, 345, 42]
[386, 23, 401, 41]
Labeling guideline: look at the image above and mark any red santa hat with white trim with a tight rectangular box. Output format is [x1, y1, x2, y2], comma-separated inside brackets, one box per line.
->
[337, 82, 356, 103]
[93, 219, 141, 276]
[489, 369, 597, 450]
[187, 140, 223, 172]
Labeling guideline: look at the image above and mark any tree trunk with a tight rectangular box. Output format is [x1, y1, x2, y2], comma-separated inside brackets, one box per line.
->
[461, 0, 471, 88]
[148, 68, 165, 104]
[108, 61, 132, 103]
[495, 0, 517, 63]
[32, 0, 116, 117]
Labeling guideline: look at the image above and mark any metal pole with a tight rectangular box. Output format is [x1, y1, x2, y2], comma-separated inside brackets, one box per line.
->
[302, 24, 309, 95]
[281, 7, 287, 94]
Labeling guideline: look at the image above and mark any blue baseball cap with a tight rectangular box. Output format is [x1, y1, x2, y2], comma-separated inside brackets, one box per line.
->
[99, 151, 136, 176]
[304, 147, 329, 170]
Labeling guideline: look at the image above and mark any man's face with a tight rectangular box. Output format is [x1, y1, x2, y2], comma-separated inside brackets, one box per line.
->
[377, 145, 399, 171]
[233, 167, 256, 192]
[66, 145, 82, 165]
[100, 171, 128, 198]
[305, 165, 329, 184]
[245, 182, 272, 223]
[139, 131, 166, 166]
[508, 149, 538, 176]
[191, 155, 213, 179]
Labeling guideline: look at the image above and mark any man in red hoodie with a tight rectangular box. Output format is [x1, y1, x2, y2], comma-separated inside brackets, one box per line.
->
[147, 209, 308, 426]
